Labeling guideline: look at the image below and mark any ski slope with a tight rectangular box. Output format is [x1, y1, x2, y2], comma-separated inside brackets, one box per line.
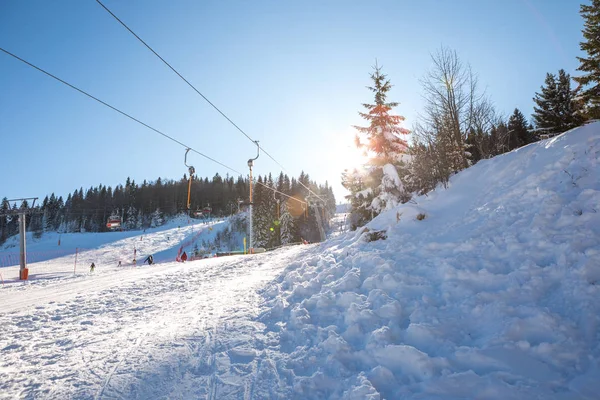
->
[0, 122, 599, 399]
[0, 246, 310, 399]
[0, 216, 232, 283]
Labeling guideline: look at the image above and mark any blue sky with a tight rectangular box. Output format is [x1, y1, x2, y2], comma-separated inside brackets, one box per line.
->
[0, 0, 585, 204]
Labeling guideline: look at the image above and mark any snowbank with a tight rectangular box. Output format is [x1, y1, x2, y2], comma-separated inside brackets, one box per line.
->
[259, 123, 600, 399]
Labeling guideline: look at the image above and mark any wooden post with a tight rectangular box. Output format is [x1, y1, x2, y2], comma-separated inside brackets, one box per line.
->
[73, 247, 78, 274]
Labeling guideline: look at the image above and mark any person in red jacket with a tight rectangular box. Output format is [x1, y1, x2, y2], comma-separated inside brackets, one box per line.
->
[181, 251, 188, 262]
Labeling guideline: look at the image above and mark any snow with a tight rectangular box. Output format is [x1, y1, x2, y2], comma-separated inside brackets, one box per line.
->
[0, 122, 599, 399]
[0, 215, 232, 280]
[257, 122, 600, 399]
[371, 163, 404, 212]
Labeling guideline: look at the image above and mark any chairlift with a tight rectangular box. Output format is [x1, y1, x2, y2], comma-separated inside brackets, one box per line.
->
[184, 148, 195, 212]
[106, 215, 122, 229]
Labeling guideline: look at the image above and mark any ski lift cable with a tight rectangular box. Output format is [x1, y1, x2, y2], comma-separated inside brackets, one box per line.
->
[253, 180, 306, 205]
[0, 47, 308, 207]
[95, 0, 327, 204]
[0, 47, 240, 176]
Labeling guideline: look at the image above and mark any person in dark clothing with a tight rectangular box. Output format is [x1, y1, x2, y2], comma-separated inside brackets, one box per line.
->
[143, 255, 154, 265]
[90, 263, 96, 273]
[181, 252, 188, 262]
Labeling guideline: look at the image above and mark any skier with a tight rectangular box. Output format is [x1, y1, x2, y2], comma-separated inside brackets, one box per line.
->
[143, 255, 154, 265]
[181, 251, 188, 262]
[117, 261, 122, 267]
[90, 262, 96, 273]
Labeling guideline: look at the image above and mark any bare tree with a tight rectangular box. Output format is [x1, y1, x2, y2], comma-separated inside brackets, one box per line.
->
[412, 47, 496, 189]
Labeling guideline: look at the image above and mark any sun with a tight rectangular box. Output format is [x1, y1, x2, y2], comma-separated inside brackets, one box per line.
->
[336, 142, 368, 173]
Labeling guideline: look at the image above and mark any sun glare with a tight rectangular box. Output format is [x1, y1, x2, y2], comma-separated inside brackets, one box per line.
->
[337, 143, 368, 173]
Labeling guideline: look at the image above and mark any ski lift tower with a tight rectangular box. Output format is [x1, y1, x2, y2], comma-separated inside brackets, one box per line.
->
[247, 141, 259, 252]
[306, 195, 326, 242]
[0, 197, 39, 280]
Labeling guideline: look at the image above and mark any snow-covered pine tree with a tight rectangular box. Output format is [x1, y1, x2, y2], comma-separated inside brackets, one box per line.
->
[348, 62, 410, 223]
[125, 205, 137, 230]
[150, 208, 163, 228]
[574, 0, 600, 119]
[134, 209, 142, 230]
[341, 168, 372, 230]
[265, 174, 279, 248]
[279, 200, 296, 245]
[251, 176, 270, 248]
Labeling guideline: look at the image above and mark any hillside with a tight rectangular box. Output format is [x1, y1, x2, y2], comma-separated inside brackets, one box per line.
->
[257, 122, 600, 399]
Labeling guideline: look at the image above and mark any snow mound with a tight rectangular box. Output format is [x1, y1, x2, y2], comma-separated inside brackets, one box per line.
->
[260, 123, 600, 399]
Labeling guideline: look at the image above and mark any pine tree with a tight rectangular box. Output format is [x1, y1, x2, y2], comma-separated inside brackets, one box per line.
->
[125, 205, 137, 230]
[557, 70, 584, 130]
[507, 108, 530, 149]
[150, 208, 163, 228]
[341, 168, 371, 229]
[354, 62, 409, 162]
[533, 72, 560, 132]
[346, 62, 410, 224]
[533, 70, 583, 134]
[252, 176, 270, 248]
[30, 213, 43, 239]
[0, 198, 9, 244]
[279, 200, 296, 245]
[574, 0, 600, 119]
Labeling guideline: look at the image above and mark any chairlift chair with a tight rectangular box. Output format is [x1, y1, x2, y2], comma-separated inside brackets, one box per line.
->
[106, 215, 122, 229]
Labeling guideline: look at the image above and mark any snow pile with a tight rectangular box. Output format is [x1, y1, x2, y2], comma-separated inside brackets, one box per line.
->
[260, 123, 600, 399]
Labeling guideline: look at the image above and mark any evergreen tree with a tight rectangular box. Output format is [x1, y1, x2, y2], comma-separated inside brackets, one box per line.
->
[533, 70, 583, 134]
[507, 108, 530, 149]
[465, 129, 480, 164]
[354, 62, 410, 160]
[0, 198, 9, 245]
[345, 63, 410, 227]
[533, 72, 560, 132]
[557, 70, 584, 130]
[279, 200, 296, 245]
[125, 205, 138, 230]
[30, 212, 43, 239]
[150, 208, 163, 228]
[341, 168, 372, 230]
[574, 0, 600, 119]
[252, 176, 270, 248]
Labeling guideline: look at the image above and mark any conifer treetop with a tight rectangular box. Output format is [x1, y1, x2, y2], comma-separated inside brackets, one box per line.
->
[353, 62, 410, 162]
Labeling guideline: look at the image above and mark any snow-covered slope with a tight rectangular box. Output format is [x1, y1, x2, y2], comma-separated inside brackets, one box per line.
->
[0, 215, 236, 282]
[258, 122, 600, 399]
[0, 124, 598, 399]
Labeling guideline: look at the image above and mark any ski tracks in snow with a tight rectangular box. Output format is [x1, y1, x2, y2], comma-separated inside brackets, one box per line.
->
[0, 245, 307, 399]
